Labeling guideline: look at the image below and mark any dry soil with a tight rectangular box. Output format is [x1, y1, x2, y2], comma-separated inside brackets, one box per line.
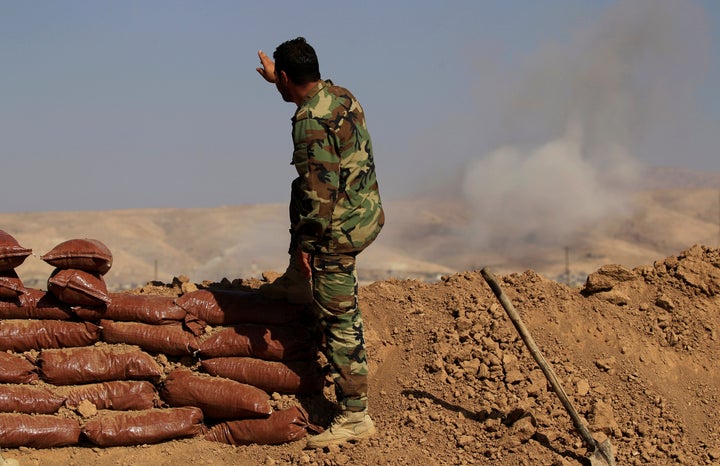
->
[3, 244, 720, 465]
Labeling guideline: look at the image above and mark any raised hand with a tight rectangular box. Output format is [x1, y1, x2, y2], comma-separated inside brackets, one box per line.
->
[256, 50, 276, 83]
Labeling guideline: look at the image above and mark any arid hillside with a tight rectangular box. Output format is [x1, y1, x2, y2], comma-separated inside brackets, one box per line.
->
[3, 167, 719, 291]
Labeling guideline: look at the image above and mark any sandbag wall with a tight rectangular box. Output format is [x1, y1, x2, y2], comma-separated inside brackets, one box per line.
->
[0, 231, 324, 448]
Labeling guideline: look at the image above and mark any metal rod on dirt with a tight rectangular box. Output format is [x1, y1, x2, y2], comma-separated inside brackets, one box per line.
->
[481, 267, 615, 466]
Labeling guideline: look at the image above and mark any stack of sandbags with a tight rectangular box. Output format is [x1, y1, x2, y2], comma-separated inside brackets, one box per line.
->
[165, 289, 325, 445]
[176, 289, 325, 394]
[0, 230, 324, 448]
[84, 294, 198, 358]
[0, 230, 80, 447]
[42, 238, 113, 307]
[0, 344, 168, 448]
[40, 239, 200, 358]
[0, 230, 32, 304]
[0, 235, 99, 352]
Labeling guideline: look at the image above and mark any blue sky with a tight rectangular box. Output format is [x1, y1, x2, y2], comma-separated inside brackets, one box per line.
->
[2, 0, 719, 212]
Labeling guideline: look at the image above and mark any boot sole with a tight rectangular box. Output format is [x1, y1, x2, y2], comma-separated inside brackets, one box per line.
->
[305, 425, 376, 449]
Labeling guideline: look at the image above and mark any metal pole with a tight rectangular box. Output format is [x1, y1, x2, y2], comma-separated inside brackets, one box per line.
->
[565, 246, 570, 285]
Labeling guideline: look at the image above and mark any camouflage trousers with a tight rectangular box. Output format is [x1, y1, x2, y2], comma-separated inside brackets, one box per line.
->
[311, 252, 368, 412]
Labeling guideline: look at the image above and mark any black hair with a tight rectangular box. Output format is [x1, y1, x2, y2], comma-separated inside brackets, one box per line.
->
[273, 37, 321, 84]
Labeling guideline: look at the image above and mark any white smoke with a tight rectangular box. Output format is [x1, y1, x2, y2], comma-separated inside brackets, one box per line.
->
[462, 124, 639, 246]
[460, 0, 709, 252]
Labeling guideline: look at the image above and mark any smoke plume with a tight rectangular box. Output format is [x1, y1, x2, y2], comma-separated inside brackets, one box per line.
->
[459, 0, 710, 256]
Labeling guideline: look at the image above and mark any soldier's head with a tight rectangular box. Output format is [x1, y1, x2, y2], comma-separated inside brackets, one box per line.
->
[273, 37, 321, 84]
[273, 37, 321, 103]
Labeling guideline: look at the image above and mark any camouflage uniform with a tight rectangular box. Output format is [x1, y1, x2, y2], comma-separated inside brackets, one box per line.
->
[289, 80, 383, 412]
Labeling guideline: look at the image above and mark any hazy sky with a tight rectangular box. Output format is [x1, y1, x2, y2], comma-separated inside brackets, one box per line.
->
[2, 0, 719, 213]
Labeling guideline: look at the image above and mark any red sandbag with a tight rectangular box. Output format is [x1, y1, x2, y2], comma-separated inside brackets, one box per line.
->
[198, 324, 317, 361]
[0, 230, 32, 271]
[82, 407, 203, 447]
[201, 357, 324, 395]
[204, 406, 322, 445]
[100, 320, 199, 356]
[0, 320, 99, 352]
[0, 413, 80, 448]
[0, 384, 65, 414]
[160, 369, 272, 420]
[75, 293, 187, 324]
[64, 381, 160, 411]
[40, 238, 113, 275]
[176, 289, 307, 326]
[38, 345, 163, 385]
[48, 268, 110, 306]
[0, 269, 26, 299]
[0, 352, 38, 383]
[0, 289, 75, 320]
[183, 312, 207, 337]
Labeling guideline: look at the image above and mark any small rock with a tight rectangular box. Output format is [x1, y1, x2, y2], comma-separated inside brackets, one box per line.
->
[477, 363, 490, 379]
[655, 294, 675, 311]
[576, 379, 590, 396]
[460, 358, 480, 375]
[498, 432, 523, 449]
[456, 317, 473, 333]
[504, 369, 525, 384]
[502, 353, 519, 370]
[181, 281, 198, 294]
[510, 416, 536, 443]
[707, 448, 720, 460]
[457, 435, 474, 448]
[77, 399, 97, 418]
[484, 417, 502, 432]
[583, 264, 636, 293]
[595, 357, 616, 372]
[597, 290, 630, 306]
[636, 422, 650, 437]
[404, 412, 419, 426]
[592, 400, 619, 435]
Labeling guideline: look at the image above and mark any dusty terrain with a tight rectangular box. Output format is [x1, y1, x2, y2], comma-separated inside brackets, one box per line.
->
[1, 168, 719, 465]
[1, 244, 719, 465]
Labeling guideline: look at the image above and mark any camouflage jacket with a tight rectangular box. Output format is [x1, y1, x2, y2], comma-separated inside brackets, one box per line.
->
[290, 80, 384, 255]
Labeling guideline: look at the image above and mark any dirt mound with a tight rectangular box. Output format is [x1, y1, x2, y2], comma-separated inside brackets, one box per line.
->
[4, 245, 720, 465]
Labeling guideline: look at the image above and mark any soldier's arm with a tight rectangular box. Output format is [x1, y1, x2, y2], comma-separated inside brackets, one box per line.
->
[291, 116, 341, 252]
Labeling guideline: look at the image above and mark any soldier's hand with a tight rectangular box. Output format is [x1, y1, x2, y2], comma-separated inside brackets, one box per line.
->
[256, 50, 276, 83]
[297, 249, 312, 279]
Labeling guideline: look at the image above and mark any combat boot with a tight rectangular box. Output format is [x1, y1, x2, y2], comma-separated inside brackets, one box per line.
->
[305, 410, 376, 448]
[259, 256, 313, 304]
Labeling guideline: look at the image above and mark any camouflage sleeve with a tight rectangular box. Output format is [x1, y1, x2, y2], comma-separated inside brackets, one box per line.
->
[291, 115, 340, 252]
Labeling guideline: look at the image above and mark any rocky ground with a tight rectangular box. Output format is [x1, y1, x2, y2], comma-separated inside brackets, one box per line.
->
[3, 244, 720, 465]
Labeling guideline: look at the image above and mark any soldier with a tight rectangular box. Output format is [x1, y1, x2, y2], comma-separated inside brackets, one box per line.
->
[255, 37, 384, 448]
